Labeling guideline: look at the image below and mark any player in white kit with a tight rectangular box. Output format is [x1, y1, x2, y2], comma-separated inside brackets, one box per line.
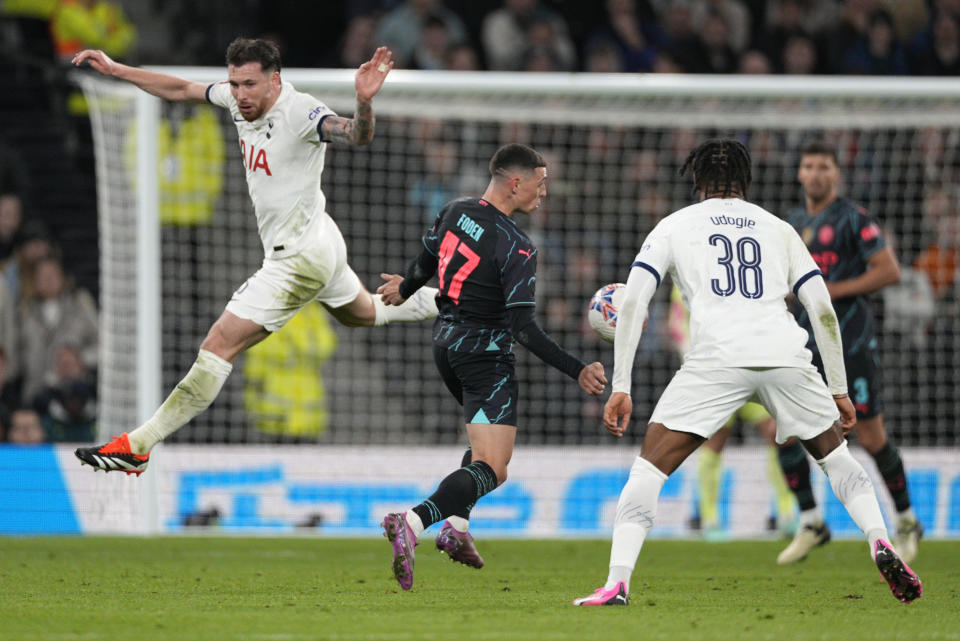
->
[572, 139, 921, 606]
[71, 38, 438, 473]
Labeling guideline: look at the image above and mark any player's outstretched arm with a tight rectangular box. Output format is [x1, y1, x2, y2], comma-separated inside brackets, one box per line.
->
[72, 49, 208, 102]
[508, 306, 605, 394]
[321, 47, 393, 146]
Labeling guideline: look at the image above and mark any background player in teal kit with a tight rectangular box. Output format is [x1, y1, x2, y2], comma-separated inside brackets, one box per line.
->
[377, 144, 606, 590]
[776, 140, 923, 565]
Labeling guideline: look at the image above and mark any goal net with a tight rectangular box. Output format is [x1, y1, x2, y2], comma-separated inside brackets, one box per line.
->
[80, 71, 960, 450]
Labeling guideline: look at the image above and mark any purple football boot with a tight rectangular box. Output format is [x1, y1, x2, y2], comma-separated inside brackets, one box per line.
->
[382, 512, 418, 590]
[435, 521, 485, 569]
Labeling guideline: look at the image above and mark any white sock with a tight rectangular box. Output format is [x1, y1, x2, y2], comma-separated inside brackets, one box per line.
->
[127, 349, 232, 454]
[799, 508, 823, 528]
[605, 456, 668, 593]
[816, 441, 888, 557]
[446, 515, 469, 532]
[373, 287, 438, 326]
[405, 509, 425, 537]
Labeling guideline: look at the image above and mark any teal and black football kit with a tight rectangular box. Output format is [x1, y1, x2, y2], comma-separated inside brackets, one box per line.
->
[399, 197, 585, 426]
[788, 197, 886, 419]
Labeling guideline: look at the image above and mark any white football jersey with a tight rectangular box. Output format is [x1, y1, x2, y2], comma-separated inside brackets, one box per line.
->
[207, 80, 337, 257]
[633, 198, 821, 368]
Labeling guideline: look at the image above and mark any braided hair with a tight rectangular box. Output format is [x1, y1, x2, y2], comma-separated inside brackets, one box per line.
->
[679, 138, 752, 198]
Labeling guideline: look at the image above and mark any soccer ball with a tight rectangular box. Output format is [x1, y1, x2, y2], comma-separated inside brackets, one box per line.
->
[588, 283, 626, 343]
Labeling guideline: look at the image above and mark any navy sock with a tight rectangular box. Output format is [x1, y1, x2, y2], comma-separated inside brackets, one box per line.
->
[778, 441, 816, 512]
[872, 441, 911, 512]
[413, 460, 498, 529]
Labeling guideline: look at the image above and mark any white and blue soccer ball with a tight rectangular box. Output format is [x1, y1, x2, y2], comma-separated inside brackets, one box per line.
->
[588, 283, 626, 343]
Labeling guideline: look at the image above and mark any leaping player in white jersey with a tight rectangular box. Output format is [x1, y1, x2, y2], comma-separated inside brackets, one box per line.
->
[71, 38, 438, 474]
[572, 139, 921, 607]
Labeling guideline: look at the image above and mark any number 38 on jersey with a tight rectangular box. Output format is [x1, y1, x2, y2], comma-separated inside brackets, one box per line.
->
[710, 233, 763, 299]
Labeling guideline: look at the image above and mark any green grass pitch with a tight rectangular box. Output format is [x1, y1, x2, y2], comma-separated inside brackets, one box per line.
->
[1, 537, 957, 641]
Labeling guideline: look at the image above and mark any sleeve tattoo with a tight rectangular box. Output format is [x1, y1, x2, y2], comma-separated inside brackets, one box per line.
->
[322, 99, 374, 145]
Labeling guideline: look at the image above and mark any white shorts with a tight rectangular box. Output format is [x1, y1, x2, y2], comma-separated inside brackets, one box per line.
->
[649, 366, 840, 444]
[225, 221, 363, 332]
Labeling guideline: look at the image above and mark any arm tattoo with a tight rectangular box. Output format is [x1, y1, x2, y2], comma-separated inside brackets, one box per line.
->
[353, 98, 374, 145]
[321, 99, 375, 146]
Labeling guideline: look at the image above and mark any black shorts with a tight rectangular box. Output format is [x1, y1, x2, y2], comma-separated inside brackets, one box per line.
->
[433, 345, 519, 426]
[812, 339, 883, 419]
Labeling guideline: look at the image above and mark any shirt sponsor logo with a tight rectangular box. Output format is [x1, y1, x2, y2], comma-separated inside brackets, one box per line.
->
[307, 106, 327, 120]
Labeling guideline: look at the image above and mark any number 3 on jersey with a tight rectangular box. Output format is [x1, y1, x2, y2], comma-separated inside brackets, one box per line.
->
[710, 233, 763, 299]
[437, 231, 480, 304]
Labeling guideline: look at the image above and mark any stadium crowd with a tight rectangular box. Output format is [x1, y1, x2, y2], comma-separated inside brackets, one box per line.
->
[2, 0, 959, 76]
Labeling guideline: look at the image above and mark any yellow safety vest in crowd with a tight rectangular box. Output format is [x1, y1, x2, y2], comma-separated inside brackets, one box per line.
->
[125, 105, 226, 225]
[243, 303, 338, 437]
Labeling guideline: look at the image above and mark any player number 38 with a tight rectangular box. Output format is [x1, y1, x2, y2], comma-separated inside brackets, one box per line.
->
[709, 233, 763, 299]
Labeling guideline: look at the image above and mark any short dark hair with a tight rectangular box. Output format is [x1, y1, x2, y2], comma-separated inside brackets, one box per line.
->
[225, 37, 282, 73]
[800, 139, 838, 164]
[489, 143, 546, 178]
[680, 138, 752, 198]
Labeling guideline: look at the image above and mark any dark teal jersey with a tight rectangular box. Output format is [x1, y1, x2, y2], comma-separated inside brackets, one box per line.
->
[422, 197, 537, 353]
[787, 197, 886, 355]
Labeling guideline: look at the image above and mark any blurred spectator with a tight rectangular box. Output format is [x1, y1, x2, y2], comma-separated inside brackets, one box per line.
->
[765, 0, 840, 36]
[780, 32, 819, 73]
[2, 223, 58, 305]
[698, 10, 738, 73]
[0, 345, 21, 429]
[482, 0, 577, 71]
[914, 186, 960, 300]
[34, 345, 96, 442]
[840, 8, 909, 74]
[882, 227, 936, 348]
[691, 0, 751, 52]
[522, 43, 561, 72]
[330, 14, 379, 69]
[0, 191, 23, 264]
[0, 275, 19, 396]
[584, 39, 625, 72]
[18, 255, 98, 405]
[376, 0, 467, 68]
[910, 11, 960, 75]
[412, 14, 453, 69]
[652, 51, 686, 72]
[49, 0, 136, 62]
[7, 407, 46, 444]
[585, 0, 665, 72]
[738, 49, 773, 73]
[447, 43, 481, 70]
[409, 138, 461, 220]
[659, 2, 704, 72]
[759, 0, 827, 70]
[826, 0, 879, 68]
